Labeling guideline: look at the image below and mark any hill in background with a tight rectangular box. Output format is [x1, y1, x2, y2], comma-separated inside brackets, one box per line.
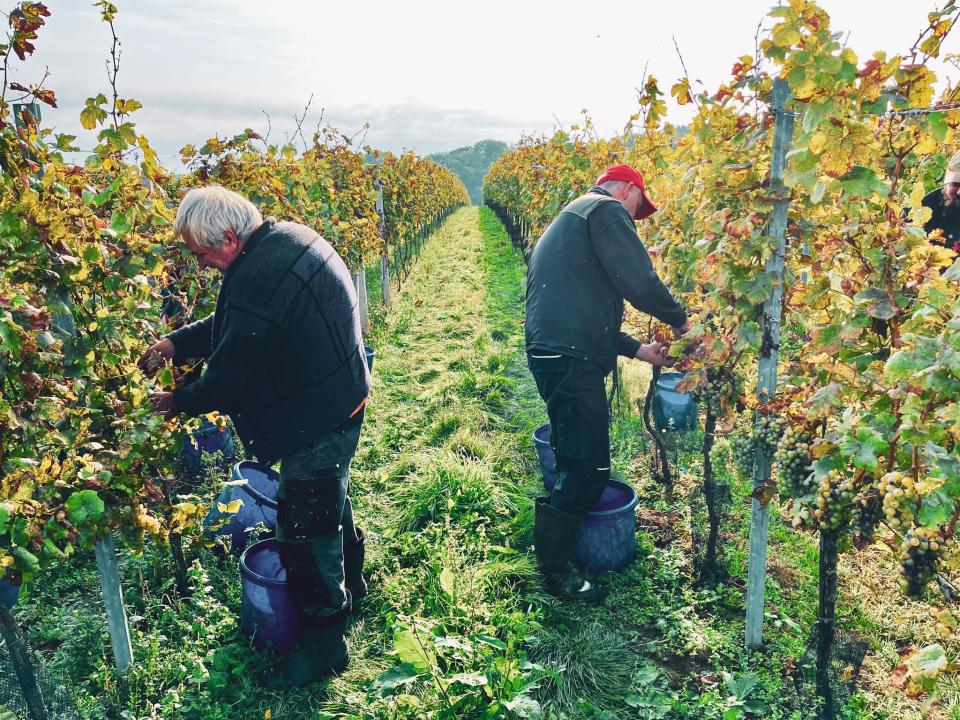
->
[429, 139, 509, 205]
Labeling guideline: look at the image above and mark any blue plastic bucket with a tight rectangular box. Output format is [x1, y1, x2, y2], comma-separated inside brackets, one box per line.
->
[240, 538, 303, 655]
[182, 418, 236, 474]
[364, 345, 376, 372]
[532, 424, 559, 492]
[0, 577, 20, 609]
[204, 461, 279, 549]
[572, 480, 639, 574]
[652, 371, 698, 432]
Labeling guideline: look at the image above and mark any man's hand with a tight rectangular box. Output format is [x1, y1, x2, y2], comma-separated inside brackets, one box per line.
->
[150, 391, 179, 421]
[635, 342, 671, 367]
[138, 338, 176, 375]
[672, 319, 692, 338]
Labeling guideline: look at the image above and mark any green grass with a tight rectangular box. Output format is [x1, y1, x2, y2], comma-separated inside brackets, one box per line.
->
[8, 206, 959, 720]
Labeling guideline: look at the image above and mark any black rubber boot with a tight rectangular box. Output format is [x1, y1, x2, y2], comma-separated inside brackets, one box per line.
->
[344, 527, 367, 609]
[257, 608, 350, 688]
[533, 497, 606, 603]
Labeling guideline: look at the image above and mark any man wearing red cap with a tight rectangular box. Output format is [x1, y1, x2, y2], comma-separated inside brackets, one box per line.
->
[525, 163, 689, 602]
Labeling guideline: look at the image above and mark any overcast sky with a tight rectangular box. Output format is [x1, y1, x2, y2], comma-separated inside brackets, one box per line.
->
[8, 1, 957, 166]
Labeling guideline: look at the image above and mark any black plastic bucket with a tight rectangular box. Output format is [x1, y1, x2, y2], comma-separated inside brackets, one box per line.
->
[531, 424, 559, 491]
[572, 480, 639, 573]
[204, 461, 279, 549]
[182, 418, 236, 474]
[239, 538, 303, 655]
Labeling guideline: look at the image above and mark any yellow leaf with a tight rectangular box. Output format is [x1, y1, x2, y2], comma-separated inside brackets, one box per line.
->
[808, 132, 828, 156]
[217, 500, 243, 515]
[265, 710, 272, 720]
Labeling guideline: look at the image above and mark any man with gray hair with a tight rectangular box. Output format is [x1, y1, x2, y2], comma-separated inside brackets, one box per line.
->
[525, 164, 689, 602]
[141, 185, 371, 686]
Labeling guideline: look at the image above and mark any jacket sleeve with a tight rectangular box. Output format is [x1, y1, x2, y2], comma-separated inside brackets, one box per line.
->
[617, 332, 642, 359]
[173, 303, 270, 417]
[167, 314, 215, 362]
[589, 206, 687, 328]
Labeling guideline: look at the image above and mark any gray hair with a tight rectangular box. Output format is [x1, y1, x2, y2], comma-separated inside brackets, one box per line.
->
[174, 185, 263, 249]
[597, 179, 629, 194]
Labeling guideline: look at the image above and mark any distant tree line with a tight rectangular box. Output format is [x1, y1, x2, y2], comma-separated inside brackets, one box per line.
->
[429, 139, 509, 205]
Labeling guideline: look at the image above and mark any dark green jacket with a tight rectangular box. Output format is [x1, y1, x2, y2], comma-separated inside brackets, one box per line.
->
[525, 187, 686, 372]
[923, 188, 960, 253]
[168, 220, 370, 465]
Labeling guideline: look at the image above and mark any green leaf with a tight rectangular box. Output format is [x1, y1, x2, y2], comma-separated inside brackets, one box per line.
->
[474, 633, 507, 650]
[110, 208, 134, 236]
[810, 178, 827, 204]
[10, 546, 39, 574]
[909, 644, 948, 675]
[840, 166, 889, 198]
[449, 672, 487, 687]
[393, 629, 432, 672]
[928, 112, 948, 142]
[371, 663, 420, 697]
[65, 489, 105, 525]
[503, 696, 542, 718]
[842, 426, 886, 471]
[854, 288, 897, 320]
[0, 503, 10, 534]
[918, 491, 954, 527]
[736, 320, 762, 350]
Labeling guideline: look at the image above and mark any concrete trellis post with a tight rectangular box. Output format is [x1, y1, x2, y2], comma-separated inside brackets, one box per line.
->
[745, 78, 795, 650]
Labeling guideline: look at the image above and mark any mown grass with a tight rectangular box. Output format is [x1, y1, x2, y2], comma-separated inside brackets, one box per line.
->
[10, 206, 960, 719]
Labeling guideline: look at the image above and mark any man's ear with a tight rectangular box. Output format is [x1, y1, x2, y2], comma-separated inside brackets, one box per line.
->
[224, 229, 240, 249]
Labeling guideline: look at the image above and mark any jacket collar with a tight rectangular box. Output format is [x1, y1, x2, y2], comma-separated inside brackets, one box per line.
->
[588, 186, 613, 198]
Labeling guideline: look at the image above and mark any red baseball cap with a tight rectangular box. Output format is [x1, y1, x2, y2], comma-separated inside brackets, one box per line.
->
[595, 164, 658, 220]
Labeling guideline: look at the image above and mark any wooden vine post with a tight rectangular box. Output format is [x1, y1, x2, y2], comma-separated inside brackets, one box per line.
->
[94, 535, 134, 674]
[744, 77, 795, 650]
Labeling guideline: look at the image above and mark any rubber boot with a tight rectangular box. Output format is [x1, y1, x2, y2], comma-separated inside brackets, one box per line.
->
[344, 527, 368, 610]
[533, 497, 606, 603]
[257, 608, 350, 688]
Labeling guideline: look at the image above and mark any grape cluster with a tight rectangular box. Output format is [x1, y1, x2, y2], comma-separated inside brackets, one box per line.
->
[850, 485, 883, 544]
[774, 425, 815, 498]
[731, 433, 756, 479]
[899, 527, 948, 598]
[814, 473, 855, 531]
[755, 414, 785, 455]
[878, 472, 918, 530]
[698, 369, 744, 416]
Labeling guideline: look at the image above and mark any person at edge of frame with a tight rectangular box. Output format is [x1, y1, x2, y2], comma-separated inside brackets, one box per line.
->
[922, 149, 960, 253]
[525, 163, 690, 603]
[138, 185, 371, 688]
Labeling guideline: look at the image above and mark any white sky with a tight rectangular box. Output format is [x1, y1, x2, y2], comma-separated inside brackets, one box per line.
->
[8, 0, 958, 166]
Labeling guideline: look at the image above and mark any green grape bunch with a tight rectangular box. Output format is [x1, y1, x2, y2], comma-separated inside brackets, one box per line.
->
[732, 433, 756, 479]
[755, 413, 785, 456]
[850, 484, 883, 545]
[774, 425, 815, 499]
[899, 526, 949, 599]
[814, 472, 857, 531]
[878, 472, 918, 530]
[697, 368, 744, 417]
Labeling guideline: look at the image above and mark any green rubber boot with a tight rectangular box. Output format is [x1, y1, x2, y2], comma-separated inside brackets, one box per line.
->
[257, 612, 350, 688]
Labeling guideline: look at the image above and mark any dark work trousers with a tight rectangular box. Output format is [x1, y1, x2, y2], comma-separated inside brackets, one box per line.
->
[277, 411, 363, 627]
[527, 353, 611, 515]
